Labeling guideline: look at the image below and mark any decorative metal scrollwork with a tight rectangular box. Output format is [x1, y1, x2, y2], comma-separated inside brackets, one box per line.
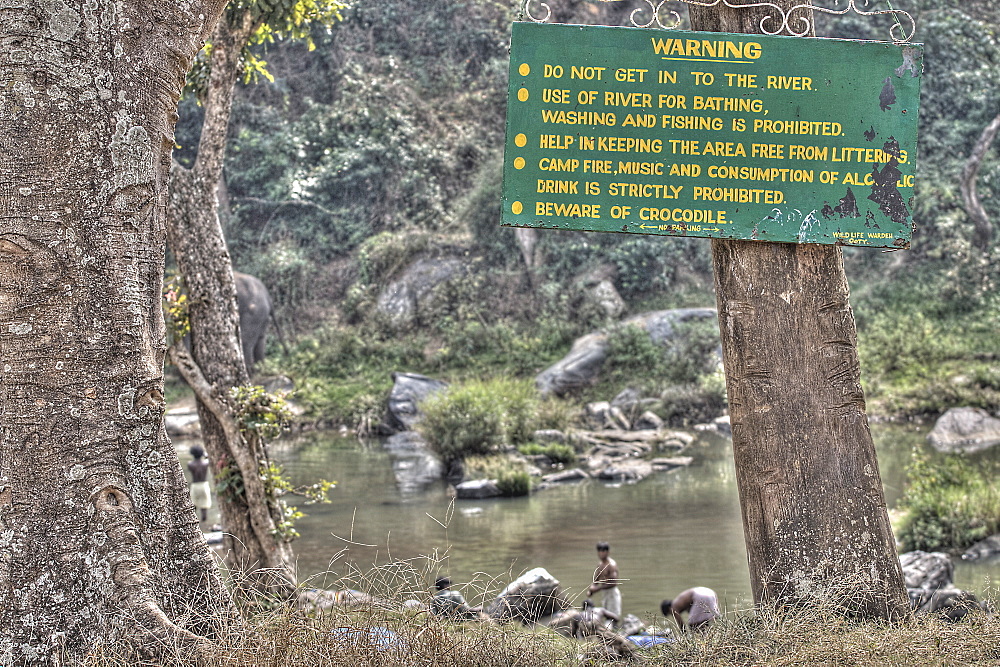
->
[518, 0, 915, 43]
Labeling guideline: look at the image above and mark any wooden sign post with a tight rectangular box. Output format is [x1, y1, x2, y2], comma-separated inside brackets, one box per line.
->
[502, 2, 914, 618]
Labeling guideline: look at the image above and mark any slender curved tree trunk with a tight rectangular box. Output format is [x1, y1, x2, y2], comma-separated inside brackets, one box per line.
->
[0, 1, 239, 662]
[960, 113, 1000, 252]
[165, 14, 297, 598]
[689, 3, 909, 619]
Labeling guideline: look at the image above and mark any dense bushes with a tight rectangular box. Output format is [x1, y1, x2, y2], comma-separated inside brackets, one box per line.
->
[417, 378, 537, 463]
[896, 448, 1000, 552]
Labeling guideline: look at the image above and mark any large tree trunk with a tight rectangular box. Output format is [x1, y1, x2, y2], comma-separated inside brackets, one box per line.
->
[165, 14, 297, 598]
[689, 4, 909, 619]
[0, 1, 239, 662]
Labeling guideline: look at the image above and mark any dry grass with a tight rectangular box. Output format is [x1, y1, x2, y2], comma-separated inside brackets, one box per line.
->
[651, 605, 1000, 667]
[81, 596, 1000, 667]
[80, 558, 999, 667]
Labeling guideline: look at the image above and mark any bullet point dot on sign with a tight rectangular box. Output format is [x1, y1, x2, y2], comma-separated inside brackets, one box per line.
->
[519, 63, 530, 76]
[514, 157, 525, 170]
[515, 134, 527, 147]
[517, 88, 529, 102]
[512, 201, 523, 215]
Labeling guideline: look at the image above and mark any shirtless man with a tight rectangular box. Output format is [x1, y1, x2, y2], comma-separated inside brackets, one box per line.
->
[661, 586, 721, 631]
[187, 445, 211, 523]
[586, 541, 621, 625]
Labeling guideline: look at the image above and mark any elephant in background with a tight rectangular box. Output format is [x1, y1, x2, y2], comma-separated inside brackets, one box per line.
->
[235, 271, 272, 376]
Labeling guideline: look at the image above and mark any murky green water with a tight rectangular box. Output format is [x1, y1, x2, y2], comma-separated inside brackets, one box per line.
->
[186, 423, 1000, 620]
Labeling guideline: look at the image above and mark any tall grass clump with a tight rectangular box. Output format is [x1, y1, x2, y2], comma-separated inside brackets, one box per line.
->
[896, 448, 1000, 552]
[418, 378, 538, 463]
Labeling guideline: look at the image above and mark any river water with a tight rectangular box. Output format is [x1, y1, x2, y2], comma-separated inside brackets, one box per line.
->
[185, 423, 1000, 620]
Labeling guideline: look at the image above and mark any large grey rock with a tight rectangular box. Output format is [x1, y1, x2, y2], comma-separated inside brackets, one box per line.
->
[634, 411, 664, 431]
[486, 567, 569, 623]
[962, 534, 1000, 561]
[540, 468, 590, 484]
[454, 479, 502, 500]
[927, 407, 1000, 453]
[536, 308, 717, 396]
[384, 431, 443, 493]
[593, 458, 654, 483]
[384, 372, 448, 433]
[585, 279, 626, 319]
[900, 550, 953, 591]
[895, 551, 989, 618]
[376, 257, 464, 328]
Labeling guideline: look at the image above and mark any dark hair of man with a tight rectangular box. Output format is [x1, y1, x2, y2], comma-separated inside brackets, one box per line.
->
[189, 445, 205, 459]
[660, 599, 673, 616]
[435, 577, 451, 590]
[596, 541, 610, 552]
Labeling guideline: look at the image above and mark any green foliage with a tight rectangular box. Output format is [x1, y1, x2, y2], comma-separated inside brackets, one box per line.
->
[215, 462, 246, 501]
[539, 232, 712, 299]
[417, 379, 538, 463]
[603, 318, 721, 393]
[854, 261, 1000, 416]
[465, 455, 532, 497]
[231, 385, 293, 439]
[517, 442, 577, 466]
[260, 461, 336, 542]
[357, 232, 432, 287]
[657, 384, 728, 427]
[461, 155, 520, 268]
[162, 274, 190, 343]
[896, 448, 1000, 552]
[495, 468, 531, 497]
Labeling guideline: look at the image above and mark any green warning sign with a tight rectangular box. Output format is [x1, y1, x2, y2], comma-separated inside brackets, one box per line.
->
[501, 22, 922, 248]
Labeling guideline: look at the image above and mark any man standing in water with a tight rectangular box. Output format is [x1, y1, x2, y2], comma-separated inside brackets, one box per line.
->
[188, 444, 212, 524]
[587, 541, 621, 625]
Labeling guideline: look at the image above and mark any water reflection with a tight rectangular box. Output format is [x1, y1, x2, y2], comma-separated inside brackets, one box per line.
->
[255, 424, 999, 618]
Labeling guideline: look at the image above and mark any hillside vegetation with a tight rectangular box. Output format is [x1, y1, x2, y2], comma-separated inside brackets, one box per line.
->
[171, 0, 1000, 428]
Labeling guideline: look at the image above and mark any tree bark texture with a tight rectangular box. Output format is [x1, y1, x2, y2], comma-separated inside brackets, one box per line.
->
[0, 1, 238, 663]
[689, 3, 909, 618]
[165, 14, 297, 597]
[960, 112, 1000, 252]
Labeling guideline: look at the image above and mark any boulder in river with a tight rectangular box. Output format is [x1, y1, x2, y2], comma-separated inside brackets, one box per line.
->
[487, 567, 569, 623]
[927, 407, 1000, 453]
[384, 371, 448, 433]
[962, 534, 1000, 562]
[593, 458, 654, 483]
[899, 550, 989, 618]
[454, 479, 502, 500]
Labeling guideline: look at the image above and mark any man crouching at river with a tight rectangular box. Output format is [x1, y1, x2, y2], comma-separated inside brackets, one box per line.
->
[586, 541, 621, 626]
[662, 586, 721, 631]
